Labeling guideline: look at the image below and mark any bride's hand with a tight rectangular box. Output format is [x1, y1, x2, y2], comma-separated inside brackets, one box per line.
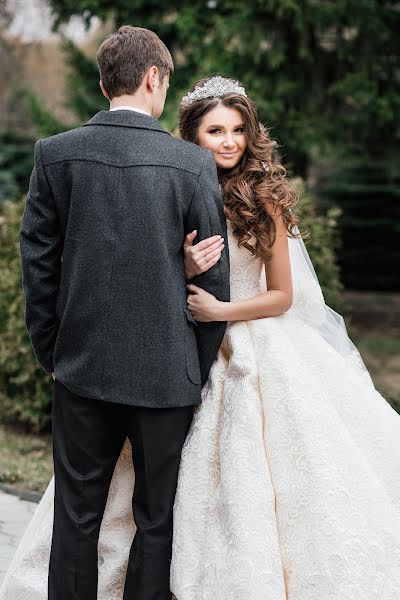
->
[187, 284, 224, 322]
[184, 231, 225, 280]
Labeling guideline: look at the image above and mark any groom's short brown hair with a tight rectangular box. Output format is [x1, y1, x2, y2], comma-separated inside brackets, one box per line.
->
[97, 26, 174, 99]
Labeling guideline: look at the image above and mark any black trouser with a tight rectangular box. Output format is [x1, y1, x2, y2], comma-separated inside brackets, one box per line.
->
[48, 380, 193, 600]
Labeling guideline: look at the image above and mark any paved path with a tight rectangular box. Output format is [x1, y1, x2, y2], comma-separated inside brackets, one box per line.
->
[0, 488, 38, 585]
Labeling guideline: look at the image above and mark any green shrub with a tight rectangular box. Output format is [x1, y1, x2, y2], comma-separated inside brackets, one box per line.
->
[0, 199, 52, 432]
[0, 92, 70, 207]
[317, 160, 400, 291]
[0, 131, 35, 205]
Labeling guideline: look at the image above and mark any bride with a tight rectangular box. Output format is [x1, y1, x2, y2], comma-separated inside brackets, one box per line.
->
[1, 76, 400, 600]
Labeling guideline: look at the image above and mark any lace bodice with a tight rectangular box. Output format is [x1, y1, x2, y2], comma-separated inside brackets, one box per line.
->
[227, 222, 264, 301]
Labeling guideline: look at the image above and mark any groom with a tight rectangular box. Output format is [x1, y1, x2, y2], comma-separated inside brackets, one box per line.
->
[20, 26, 229, 600]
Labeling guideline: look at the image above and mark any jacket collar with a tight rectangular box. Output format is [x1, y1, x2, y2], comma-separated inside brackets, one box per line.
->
[82, 110, 170, 135]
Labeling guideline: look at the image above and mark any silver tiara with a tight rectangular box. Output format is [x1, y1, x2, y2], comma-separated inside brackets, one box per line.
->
[180, 76, 247, 108]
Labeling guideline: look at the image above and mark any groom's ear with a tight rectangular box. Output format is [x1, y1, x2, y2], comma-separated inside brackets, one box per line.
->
[99, 80, 110, 100]
[145, 66, 159, 93]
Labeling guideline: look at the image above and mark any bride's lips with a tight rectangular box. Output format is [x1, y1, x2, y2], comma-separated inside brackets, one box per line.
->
[219, 151, 237, 158]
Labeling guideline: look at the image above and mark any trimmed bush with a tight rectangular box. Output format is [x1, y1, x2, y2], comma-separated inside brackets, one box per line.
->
[0, 131, 35, 205]
[0, 200, 52, 432]
[318, 160, 400, 291]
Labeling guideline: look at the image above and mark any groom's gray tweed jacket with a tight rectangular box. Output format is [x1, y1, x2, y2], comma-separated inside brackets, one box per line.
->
[20, 110, 230, 408]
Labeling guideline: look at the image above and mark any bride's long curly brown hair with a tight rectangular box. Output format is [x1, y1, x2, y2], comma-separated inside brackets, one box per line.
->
[179, 77, 301, 262]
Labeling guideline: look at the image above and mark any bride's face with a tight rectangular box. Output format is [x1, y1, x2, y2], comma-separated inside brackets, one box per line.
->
[197, 104, 247, 170]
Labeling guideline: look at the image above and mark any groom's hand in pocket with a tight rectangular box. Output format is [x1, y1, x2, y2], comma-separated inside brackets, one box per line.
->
[184, 231, 225, 280]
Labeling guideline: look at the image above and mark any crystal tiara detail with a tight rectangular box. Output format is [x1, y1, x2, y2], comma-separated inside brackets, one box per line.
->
[180, 76, 247, 108]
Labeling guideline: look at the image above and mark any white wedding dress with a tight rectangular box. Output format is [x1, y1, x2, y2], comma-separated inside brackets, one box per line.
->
[1, 222, 400, 600]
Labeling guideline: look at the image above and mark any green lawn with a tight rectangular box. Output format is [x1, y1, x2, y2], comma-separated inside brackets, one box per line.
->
[0, 424, 53, 493]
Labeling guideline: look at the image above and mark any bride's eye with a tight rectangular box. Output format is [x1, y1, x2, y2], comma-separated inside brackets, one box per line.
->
[208, 128, 222, 134]
[235, 127, 245, 133]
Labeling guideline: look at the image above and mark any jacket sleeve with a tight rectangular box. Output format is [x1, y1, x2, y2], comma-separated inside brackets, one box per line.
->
[19, 140, 63, 373]
[184, 150, 231, 386]
[185, 150, 230, 301]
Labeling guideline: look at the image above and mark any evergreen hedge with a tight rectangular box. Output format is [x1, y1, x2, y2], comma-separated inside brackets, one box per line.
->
[0, 200, 53, 432]
[319, 160, 400, 291]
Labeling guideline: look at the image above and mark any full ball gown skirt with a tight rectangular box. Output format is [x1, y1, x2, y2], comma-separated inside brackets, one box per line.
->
[1, 222, 400, 600]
